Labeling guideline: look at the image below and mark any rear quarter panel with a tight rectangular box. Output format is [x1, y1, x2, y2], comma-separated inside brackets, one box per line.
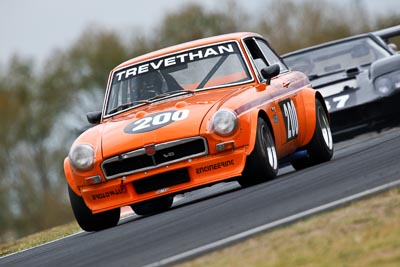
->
[269, 71, 317, 156]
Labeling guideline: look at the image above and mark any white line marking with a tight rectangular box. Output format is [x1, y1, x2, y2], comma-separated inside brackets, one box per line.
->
[141, 179, 400, 267]
[0, 231, 83, 260]
[2, 199, 184, 259]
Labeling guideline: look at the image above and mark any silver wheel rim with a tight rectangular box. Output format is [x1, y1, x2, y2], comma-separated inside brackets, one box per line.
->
[261, 125, 278, 170]
[319, 109, 333, 150]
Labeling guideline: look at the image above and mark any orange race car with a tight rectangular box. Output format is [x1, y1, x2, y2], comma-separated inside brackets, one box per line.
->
[64, 32, 334, 231]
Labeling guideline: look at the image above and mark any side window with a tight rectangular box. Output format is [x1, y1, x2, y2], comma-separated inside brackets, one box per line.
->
[244, 38, 269, 80]
[256, 39, 288, 72]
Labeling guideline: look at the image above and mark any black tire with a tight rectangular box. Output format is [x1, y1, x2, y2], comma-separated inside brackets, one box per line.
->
[291, 99, 333, 170]
[68, 186, 120, 232]
[131, 195, 174, 216]
[238, 117, 278, 187]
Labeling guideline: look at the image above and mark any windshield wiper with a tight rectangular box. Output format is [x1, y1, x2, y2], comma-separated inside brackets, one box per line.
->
[109, 90, 195, 114]
[307, 69, 345, 81]
[108, 100, 150, 115]
[145, 90, 196, 101]
[307, 74, 320, 80]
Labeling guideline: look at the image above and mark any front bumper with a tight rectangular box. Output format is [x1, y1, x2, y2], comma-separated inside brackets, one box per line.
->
[79, 147, 248, 213]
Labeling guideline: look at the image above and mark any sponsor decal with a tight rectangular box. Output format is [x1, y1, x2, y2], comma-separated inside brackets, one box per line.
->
[279, 98, 299, 142]
[114, 43, 236, 83]
[124, 109, 190, 133]
[196, 159, 234, 174]
[92, 186, 127, 200]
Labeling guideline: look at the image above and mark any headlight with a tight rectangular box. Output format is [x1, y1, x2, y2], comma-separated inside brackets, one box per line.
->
[211, 109, 238, 136]
[69, 144, 95, 171]
[375, 76, 392, 95]
[374, 70, 400, 96]
[393, 73, 400, 89]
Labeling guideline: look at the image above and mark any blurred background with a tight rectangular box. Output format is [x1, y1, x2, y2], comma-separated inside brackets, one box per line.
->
[0, 0, 399, 242]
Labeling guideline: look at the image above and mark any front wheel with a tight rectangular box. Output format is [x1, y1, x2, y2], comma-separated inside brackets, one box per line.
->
[238, 117, 278, 187]
[68, 186, 120, 232]
[291, 99, 333, 170]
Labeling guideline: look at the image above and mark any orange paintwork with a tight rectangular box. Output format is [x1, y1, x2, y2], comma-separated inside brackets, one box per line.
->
[64, 32, 323, 214]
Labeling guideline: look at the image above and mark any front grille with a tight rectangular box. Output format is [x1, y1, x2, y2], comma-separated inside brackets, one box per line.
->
[133, 168, 190, 194]
[102, 137, 208, 179]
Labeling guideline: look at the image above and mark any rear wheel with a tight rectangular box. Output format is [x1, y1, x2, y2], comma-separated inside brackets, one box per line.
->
[291, 99, 333, 170]
[131, 195, 174, 216]
[238, 117, 278, 187]
[68, 186, 120, 232]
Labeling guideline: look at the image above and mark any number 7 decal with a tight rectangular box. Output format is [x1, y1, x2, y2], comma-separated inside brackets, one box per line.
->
[278, 99, 299, 142]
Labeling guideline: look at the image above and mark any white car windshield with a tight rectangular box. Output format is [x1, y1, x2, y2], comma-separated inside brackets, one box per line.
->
[105, 41, 252, 115]
[284, 37, 389, 78]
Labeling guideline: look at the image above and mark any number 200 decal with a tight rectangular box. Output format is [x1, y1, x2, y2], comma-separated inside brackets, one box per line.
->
[124, 109, 190, 134]
[279, 99, 299, 142]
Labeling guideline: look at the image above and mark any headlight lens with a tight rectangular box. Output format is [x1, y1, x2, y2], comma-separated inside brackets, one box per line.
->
[211, 109, 238, 136]
[69, 144, 95, 171]
[374, 70, 400, 96]
[375, 76, 392, 95]
[393, 73, 400, 89]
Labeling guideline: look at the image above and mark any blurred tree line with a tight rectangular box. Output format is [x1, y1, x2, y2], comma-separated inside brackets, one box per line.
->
[0, 0, 399, 242]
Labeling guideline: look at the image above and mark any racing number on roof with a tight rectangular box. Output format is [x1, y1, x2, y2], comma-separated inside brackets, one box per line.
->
[279, 99, 299, 142]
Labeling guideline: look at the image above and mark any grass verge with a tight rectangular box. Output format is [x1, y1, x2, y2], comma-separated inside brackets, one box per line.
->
[177, 188, 400, 267]
[0, 222, 81, 257]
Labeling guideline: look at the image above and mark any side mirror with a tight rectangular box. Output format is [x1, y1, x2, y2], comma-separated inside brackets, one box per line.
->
[261, 64, 280, 84]
[86, 111, 102, 124]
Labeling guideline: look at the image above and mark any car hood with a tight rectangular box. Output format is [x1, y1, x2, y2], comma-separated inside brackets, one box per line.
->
[100, 90, 232, 158]
[312, 68, 362, 86]
[311, 68, 367, 97]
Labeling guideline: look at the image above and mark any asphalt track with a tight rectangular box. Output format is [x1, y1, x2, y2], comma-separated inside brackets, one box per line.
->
[1, 127, 400, 267]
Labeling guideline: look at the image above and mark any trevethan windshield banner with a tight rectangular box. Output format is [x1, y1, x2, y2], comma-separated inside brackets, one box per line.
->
[113, 41, 240, 83]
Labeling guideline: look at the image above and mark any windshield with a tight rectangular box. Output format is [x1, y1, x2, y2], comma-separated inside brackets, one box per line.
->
[105, 41, 252, 115]
[284, 37, 389, 78]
